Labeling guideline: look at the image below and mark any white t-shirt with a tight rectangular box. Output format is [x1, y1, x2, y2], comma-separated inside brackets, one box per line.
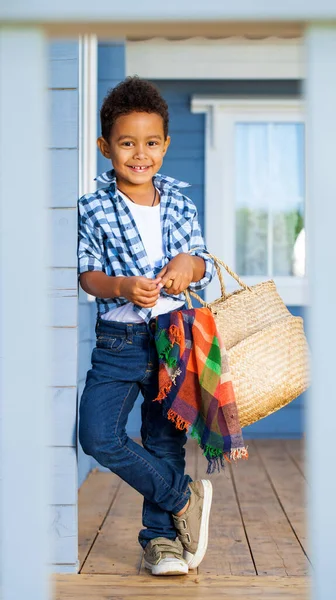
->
[101, 191, 185, 323]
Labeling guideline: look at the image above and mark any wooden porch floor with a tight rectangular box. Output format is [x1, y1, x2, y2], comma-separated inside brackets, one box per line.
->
[54, 439, 310, 599]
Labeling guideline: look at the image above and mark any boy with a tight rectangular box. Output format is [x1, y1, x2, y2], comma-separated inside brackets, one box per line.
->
[78, 77, 216, 576]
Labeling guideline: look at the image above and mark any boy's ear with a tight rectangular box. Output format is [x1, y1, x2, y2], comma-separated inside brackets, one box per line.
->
[163, 135, 171, 155]
[97, 136, 111, 159]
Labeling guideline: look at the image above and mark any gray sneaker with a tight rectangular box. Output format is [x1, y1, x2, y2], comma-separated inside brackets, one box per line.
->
[143, 537, 188, 576]
[173, 479, 213, 569]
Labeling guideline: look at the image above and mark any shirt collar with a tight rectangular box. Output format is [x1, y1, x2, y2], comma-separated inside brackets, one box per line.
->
[95, 169, 191, 196]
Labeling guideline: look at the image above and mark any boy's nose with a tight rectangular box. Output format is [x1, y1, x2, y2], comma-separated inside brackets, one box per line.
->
[134, 145, 147, 159]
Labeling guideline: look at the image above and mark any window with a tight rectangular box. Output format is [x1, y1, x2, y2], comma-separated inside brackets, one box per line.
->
[191, 98, 308, 305]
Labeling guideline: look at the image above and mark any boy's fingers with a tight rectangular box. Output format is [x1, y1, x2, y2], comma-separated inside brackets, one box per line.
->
[156, 266, 168, 278]
[137, 297, 159, 307]
[138, 277, 161, 291]
[170, 273, 183, 294]
[160, 271, 176, 286]
[136, 289, 160, 298]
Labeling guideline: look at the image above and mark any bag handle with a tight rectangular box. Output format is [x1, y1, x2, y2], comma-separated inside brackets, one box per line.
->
[184, 249, 252, 309]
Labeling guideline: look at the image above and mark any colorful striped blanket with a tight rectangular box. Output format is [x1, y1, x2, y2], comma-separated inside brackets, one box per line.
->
[154, 307, 248, 473]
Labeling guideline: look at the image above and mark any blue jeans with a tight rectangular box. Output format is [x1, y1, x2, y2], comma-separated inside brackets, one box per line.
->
[79, 316, 192, 547]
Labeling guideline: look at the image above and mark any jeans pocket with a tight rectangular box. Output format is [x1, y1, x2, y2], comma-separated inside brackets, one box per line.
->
[96, 335, 127, 353]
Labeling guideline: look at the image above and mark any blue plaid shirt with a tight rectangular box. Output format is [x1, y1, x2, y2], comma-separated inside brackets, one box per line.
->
[78, 169, 216, 322]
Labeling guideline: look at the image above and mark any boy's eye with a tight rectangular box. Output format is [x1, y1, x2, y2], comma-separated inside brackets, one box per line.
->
[120, 140, 159, 147]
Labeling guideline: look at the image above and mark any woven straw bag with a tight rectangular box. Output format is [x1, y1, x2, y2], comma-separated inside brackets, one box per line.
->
[185, 253, 310, 428]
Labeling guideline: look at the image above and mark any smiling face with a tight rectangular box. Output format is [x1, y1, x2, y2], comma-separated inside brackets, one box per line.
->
[97, 111, 170, 192]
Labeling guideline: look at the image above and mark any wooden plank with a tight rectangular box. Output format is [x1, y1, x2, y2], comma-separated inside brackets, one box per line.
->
[198, 452, 255, 576]
[78, 471, 121, 569]
[285, 439, 306, 481]
[82, 478, 143, 574]
[53, 574, 310, 600]
[230, 444, 309, 576]
[254, 440, 309, 559]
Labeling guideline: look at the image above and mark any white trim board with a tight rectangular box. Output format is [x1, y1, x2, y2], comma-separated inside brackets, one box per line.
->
[2, 1, 336, 21]
[191, 97, 309, 306]
[126, 38, 304, 80]
[78, 35, 97, 198]
[78, 35, 97, 303]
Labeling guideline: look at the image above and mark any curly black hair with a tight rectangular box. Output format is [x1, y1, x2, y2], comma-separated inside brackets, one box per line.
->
[100, 76, 169, 141]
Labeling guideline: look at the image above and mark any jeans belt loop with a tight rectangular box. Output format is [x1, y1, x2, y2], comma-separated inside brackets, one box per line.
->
[95, 318, 99, 335]
[126, 323, 133, 343]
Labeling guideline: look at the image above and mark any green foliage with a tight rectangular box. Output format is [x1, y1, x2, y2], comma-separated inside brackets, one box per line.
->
[236, 207, 304, 276]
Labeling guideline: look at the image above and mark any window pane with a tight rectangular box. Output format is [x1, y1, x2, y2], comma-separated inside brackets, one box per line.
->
[271, 123, 305, 276]
[235, 123, 268, 276]
[235, 122, 305, 277]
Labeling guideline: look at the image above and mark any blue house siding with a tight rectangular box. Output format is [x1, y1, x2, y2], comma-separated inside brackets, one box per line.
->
[97, 41, 126, 175]
[48, 40, 80, 572]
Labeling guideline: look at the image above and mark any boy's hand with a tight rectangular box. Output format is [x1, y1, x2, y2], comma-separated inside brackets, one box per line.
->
[157, 254, 194, 295]
[119, 276, 162, 308]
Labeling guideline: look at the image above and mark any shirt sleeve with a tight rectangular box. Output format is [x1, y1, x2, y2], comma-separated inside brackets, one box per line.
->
[187, 205, 216, 291]
[78, 198, 104, 275]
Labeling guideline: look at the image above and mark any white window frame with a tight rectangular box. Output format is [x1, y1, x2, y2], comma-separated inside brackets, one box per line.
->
[191, 97, 308, 306]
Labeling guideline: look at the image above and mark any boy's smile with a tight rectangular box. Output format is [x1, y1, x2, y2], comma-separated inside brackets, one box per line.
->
[97, 111, 170, 195]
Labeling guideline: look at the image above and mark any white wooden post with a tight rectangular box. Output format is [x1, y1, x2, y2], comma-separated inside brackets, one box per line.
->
[305, 24, 336, 600]
[0, 28, 51, 600]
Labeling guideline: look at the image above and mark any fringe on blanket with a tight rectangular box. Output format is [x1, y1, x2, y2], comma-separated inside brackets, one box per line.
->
[155, 318, 248, 473]
[166, 407, 248, 474]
